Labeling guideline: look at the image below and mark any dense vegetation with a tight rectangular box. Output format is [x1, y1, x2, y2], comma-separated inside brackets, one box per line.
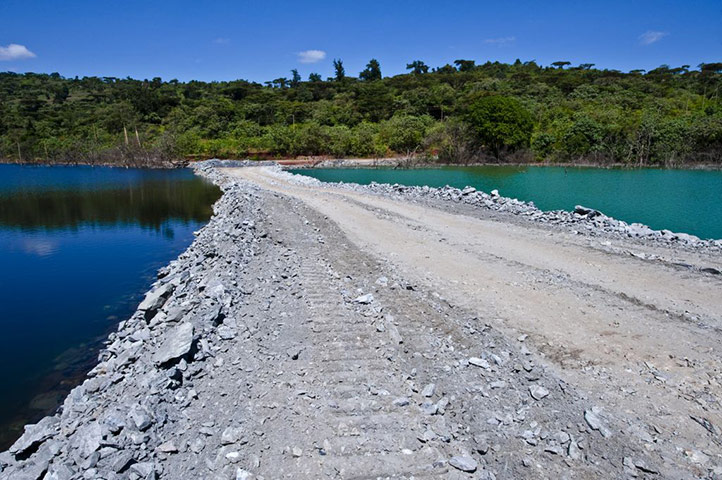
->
[1, 59, 721, 167]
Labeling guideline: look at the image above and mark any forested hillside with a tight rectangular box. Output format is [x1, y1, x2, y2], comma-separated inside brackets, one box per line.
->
[1, 59, 721, 167]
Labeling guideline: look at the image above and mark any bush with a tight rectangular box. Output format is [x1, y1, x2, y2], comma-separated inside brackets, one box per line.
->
[379, 115, 434, 153]
[466, 96, 533, 158]
[423, 120, 477, 164]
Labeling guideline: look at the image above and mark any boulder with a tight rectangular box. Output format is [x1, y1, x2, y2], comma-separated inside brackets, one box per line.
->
[8, 416, 59, 458]
[449, 455, 478, 472]
[138, 283, 174, 318]
[574, 205, 601, 218]
[153, 322, 194, 365]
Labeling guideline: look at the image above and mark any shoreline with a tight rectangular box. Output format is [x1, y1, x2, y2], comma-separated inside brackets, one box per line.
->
[275, 165, 722, 246]
[4, 156, 722, 171]
[0, 162, 264, 478]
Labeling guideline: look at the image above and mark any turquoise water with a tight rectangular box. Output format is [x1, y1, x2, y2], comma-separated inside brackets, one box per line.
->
[0, 165, 220, 448]
[291, 166, 722, 240]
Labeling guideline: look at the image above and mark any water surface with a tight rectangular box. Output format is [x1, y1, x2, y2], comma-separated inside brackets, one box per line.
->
[291, 166, 722, 240]
[0, 165, 220, 449]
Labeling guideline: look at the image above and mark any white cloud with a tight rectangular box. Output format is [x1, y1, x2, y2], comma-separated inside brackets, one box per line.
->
[484, 36, 516, 46]
[297, 49, 326, 64]
[0, 44, 36, 61]
[639, 31, 668, 45]
[213, 37, 230, 45]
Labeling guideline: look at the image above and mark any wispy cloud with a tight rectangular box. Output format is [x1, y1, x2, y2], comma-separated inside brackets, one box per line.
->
[0, 44, 36, 61]
[297, 49, 326, 64]
[639, 31, 668, 45]
[484, 36, 516, 46]
[213, 37, 230, 45]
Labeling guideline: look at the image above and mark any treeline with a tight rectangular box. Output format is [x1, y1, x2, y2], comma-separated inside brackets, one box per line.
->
[1, 59, 721, 167]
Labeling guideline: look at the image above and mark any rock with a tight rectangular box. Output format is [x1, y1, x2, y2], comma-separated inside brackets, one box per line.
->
[156, 441, 178, 453]
[568, 438, 581, 460]
[684, 449, 710, 465]
[225, 451, 241, 463]
[353, 293, 374, 304]
[529, 385, 549, 400]
[420, 402, 438, 415]
[544, 444, 563, 455]
[690, 415, 718, 435]
[153, 322, 194, 365]
[43, 464, 76, 480]
[421, 383, 436, 397]
[189, 437, 205, 454]
[490, 189, 499, 197]
[449, 455, 478, 472]
[469, 357, 491, 369]
[286, 346, 302, 360]
[72, 422, 103, 459]
[138, 283, 174, 315]
[8, 416, 59, 457]
[129, 407, 153, 431]
[386, 317, 403, 344]
[111, 451, 135, 473]
[435, 397, 449, 414]
[393, 397, 410, 407]
[574, 205, 601, 218]
[632, 458, 659, 474]
[584, 409, 612, 437]
[217, 325, 237, 340]
[221, 427, 243, 445]
[130, 462, 156, 478]
[236, 468, 254, 480]
[291, 447, 302, 457]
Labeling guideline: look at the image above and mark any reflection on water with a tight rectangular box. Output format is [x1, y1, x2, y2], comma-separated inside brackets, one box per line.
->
[0, 165, 220, 450]
[0, 178, 218, 231]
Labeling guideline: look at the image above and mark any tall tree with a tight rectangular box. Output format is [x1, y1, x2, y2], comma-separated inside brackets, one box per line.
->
[290, 69, 301, 87]
[453, 59, 476, 72]
[308, 72, 322, 82]
[359, 59, 382, 81]
[333, 59, 345, 81]
[406, 60, 429, 74]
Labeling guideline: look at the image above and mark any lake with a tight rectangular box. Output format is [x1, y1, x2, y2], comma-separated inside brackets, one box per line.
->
[0, 164, 220, 449]
[290, 166, 722, 240]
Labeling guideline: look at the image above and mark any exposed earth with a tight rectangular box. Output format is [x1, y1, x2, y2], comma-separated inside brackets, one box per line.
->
[2, 163, 721, 479]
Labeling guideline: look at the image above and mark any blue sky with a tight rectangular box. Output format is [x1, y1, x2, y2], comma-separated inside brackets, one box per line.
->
[0, 0, 720, 82]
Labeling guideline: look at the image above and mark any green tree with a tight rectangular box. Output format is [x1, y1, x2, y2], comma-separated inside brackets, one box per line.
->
[406, 60, 429, 74]
[466, 96, 533, 158]
[333, 59, 345, 81]
[453, 59, 476, 72]
[308, 72, 322, 82]
[359, 59, 382, 81]
[290, 69, 301, 87]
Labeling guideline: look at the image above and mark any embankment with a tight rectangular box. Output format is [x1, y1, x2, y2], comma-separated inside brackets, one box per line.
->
[2, 161, 721, 479]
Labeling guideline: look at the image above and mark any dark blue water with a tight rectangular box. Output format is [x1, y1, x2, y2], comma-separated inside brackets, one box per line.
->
[291, 166, 722, 240]
[0, 165, 220, 448]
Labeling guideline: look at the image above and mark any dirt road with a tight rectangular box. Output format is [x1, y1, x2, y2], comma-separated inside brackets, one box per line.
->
[228, 166, 722, 477]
